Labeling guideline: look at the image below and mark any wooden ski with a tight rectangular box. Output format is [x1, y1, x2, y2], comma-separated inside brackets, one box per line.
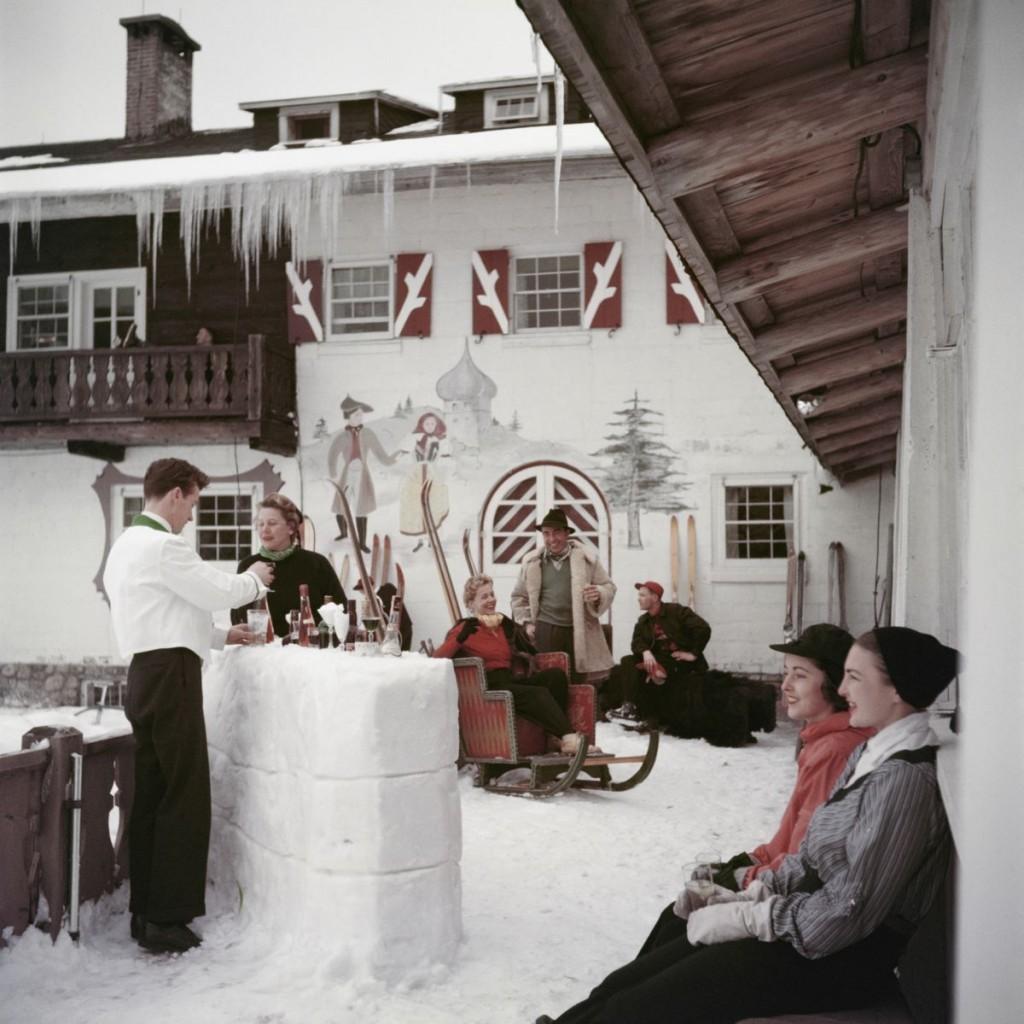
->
[395, 562, 406, 602]
[783, 546, 797, 642]
[339, 554, 351, 592]
[370, 534, 381, 587]
[326, 481, 384, 626]
[462, 528, 479, 576]
[686, 515, 697, 609]
[302, 514, 316, 551]
[827, 542, 848, 630]
[382, 535, 393, 587]
[421, 476, 461, 624]
[669, 514, 680, 603]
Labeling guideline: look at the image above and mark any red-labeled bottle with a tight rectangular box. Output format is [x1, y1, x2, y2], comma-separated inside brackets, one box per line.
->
[298, 584, 316, 648]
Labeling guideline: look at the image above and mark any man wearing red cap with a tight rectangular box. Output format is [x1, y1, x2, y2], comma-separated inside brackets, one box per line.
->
[612, 581, 711, 732]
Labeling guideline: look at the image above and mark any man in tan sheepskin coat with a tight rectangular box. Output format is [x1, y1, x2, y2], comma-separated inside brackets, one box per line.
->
[511, 508, 616, 681]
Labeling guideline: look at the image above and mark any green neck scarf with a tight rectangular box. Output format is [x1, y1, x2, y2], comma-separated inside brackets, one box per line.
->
[132, 513, 169, 533]
[258, 542, 299, 562]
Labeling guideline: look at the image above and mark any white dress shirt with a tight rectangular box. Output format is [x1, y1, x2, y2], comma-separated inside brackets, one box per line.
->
[104, 511, 266, 663]
[843, 710, 937, 789]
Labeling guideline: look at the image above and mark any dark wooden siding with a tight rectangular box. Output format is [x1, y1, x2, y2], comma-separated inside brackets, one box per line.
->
[0, 215, 287, 350]
[442, 83, 590, 133]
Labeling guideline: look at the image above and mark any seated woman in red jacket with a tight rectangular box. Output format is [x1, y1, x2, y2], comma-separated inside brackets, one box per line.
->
[433, 574, 583, 755]
[714, 623, 874, 890]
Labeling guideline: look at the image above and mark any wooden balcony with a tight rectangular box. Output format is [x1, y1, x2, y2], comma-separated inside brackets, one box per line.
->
[0, 335, 296, 459]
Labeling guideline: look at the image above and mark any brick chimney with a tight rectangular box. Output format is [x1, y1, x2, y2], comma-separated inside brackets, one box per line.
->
[120, 15, 201, 141]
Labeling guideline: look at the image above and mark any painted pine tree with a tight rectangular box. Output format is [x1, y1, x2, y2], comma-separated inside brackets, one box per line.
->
[590, 391, 690, 548]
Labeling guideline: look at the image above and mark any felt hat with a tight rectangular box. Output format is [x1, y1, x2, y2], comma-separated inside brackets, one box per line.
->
[770, 623, 854, 687]
[536, 508, 575, 533]
[340, 395, 374, 418]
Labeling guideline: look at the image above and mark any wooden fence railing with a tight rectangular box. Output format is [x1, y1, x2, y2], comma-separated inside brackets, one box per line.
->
[0, 344, 250, 422]
[0, 727, 134, 944]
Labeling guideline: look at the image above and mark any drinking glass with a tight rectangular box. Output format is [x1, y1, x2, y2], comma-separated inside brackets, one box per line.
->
[288, 609, 300, 645]
[246, 609, 270, 646]
[360, 597, 381, 642]
[683, 849, 721, 899]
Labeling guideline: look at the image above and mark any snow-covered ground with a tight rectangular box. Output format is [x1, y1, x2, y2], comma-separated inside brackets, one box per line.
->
[1, 717, 798, 1024]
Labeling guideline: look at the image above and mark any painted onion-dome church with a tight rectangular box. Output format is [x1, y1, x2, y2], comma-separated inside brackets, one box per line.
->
[435, 342, 497, 449]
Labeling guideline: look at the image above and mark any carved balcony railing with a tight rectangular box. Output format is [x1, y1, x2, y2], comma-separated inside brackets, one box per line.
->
[0, 336, 296, 455]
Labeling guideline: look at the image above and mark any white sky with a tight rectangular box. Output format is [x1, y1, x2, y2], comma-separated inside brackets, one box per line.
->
[0, 0, 554, 147]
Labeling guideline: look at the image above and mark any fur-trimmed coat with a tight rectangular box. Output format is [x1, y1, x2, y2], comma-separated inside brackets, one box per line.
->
[510, 539, 616, 675]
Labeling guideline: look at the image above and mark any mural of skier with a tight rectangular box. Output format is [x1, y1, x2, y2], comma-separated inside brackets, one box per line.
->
[327, 395, 404, 553]
[591, 390, 691, 549]
[400, 411, 450, 552]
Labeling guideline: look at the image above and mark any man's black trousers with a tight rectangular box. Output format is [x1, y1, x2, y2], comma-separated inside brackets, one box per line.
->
[125, 647, 210, 923]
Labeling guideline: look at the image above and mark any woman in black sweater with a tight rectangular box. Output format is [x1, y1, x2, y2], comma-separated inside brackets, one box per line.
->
[231, 493, 344, 638]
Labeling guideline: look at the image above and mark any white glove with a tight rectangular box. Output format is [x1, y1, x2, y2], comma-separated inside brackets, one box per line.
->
[672, 883, 736, 920]
[707, 879, 772, 906]
[686, 897, 776, 945]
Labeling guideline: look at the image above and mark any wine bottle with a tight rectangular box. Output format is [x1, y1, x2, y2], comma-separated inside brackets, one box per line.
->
[298, 584, 316, 648]
[344, 598, 358, 650]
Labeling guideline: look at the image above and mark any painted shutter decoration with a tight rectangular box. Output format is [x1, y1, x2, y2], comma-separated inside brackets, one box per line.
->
[285, 259, 324, 343]
[394, 252, 433, 337]
[471, 249, 510, 335]
[583, 241, 623, 329]
[665, 239, 705, 325]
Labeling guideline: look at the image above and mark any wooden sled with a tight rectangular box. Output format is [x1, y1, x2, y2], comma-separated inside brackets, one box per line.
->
[453, 652, 659, 798]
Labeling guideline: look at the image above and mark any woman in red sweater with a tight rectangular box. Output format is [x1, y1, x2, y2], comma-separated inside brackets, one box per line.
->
[433, 574, 582, 755]
[714, 623, 874, 890]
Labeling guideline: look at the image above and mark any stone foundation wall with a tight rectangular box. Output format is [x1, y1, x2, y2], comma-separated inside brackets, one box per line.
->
[0, 662, 127, 708]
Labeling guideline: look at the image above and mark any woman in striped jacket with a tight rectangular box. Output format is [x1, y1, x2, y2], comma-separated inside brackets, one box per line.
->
[534, 627, 958, 1024]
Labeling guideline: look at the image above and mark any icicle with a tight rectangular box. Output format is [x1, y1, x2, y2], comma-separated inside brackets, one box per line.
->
[149, 188, 164, 306]
[133, 190, 152, 267]
[179, 182, 205, 298]
[27, 195, 41, 259]
[381, 168, 395, 235]
[5, 200, 20, 275]
[436, 86, 444, 134]
[553, 66, 565, 235]
[531, 31, 543, 99]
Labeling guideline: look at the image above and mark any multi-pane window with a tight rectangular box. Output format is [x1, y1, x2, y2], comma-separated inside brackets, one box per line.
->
[90, 284, 137, 349]
[328, 263, 392, 337]
[492, 92, 539, 124]
[6, 269, 144, 351]
[725, 485, 793, 559]
[196, 493, 253, 562]
[15, 281, 70, 350]
[513, 255, 582, 331]
[122, 496, 145, 528]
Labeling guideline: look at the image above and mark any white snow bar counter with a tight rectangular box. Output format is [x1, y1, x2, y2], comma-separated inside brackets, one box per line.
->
[204, 646, 461, 980]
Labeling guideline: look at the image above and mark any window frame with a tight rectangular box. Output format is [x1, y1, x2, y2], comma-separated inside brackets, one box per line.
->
[112, 481, 263, 572]
[484, 86, 549, 128]
[511, 251, 584, 334]
[6, 267, 146, 352]
[710, 473, 801, 582]
[277, 102, 340, 144]
[325, 258, 395, 341]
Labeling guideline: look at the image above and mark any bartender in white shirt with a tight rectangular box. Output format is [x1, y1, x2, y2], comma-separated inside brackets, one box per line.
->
[104, 458, 274, 955]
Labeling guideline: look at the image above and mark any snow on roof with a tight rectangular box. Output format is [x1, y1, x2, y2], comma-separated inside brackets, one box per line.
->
[239, 90, 435, 117]
[0, 154, 69, 170]
[0, 122, 610, 203]
[442, 75, 554, 94]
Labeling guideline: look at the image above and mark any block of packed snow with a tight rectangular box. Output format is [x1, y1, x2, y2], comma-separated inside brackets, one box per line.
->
[204, 646, 462, 980]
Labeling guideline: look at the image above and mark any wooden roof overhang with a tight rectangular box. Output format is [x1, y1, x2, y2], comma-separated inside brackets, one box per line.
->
[519, 0, 931, 482]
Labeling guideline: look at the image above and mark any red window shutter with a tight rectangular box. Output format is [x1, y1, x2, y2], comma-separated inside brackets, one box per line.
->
[665, 241, 704, 325]
[285, 259, 324, 344]
[471, 249, 510, 335]
[583, 241, 623, 329]
[394, 252, 433, 337]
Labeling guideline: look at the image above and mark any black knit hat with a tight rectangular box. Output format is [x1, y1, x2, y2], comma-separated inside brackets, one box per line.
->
[769, 623, 854, 689]
[873, 627, 960, 709]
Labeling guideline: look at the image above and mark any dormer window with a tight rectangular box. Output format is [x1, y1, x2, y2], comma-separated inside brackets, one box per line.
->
[485, 86, 548, 128]
[278, 102, 339, 144]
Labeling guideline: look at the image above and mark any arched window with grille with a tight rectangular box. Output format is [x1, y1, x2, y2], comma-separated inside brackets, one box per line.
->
[479, 462, 612, 581]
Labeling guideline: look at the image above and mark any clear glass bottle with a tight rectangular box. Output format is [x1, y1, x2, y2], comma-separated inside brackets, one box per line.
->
[380, 595, 403, 657]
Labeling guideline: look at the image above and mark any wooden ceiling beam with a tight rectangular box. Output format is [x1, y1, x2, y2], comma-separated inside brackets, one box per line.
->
[778, 333, 906, 395]
[804, 366, 904, 418]
[807, 396, 904, 439]
[840, 460, 897, 482]
[815, 416, 903, 455]
[647, 47, 928, 196]
[716, 205, 907, 303]
[755, 287, 907, 361]
[831, 448, 899, 478]
[821, 433, 899, 465]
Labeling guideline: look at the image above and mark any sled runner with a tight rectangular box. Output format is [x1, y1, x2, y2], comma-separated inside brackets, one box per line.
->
[453, 652, 659, 798]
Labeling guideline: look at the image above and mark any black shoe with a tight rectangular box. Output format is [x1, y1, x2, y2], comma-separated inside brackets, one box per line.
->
[139, 921, 202, 953]
[130, 913, 146, 940]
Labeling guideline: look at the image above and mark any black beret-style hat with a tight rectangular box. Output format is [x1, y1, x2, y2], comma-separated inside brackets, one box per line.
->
[769, 623, 855, 687]
[873, 627, 960, 709]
